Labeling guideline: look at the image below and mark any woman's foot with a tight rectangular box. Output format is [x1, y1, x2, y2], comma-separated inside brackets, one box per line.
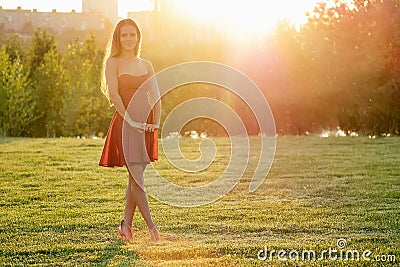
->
[117, 220, 132, 240]
[148, 224, 160, 241]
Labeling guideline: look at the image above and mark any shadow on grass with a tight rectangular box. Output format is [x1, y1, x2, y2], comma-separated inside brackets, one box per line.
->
[0, 243, 144, 266]
[93, 240, 150, 267]
[0, 137, 20, 145]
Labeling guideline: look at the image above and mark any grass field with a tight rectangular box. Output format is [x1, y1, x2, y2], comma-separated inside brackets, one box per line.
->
[0, 136, 399, 266]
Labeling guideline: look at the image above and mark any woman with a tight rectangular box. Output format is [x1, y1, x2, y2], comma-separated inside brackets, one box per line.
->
[99, 19, 161, 242]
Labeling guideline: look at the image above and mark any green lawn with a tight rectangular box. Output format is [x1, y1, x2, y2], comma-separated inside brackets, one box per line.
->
[0, 136, 399, 266]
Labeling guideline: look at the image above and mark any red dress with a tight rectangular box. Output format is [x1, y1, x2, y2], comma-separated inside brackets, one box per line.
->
[99, 74, 158, 167]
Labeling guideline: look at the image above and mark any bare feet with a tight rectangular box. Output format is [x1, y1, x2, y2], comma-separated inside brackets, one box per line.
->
[117, 220, 132, 240]
[148, 224, 160, 241]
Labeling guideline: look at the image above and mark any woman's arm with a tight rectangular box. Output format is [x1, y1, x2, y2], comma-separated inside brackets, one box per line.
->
[143, 59, 161, 131]
[105, 57, 145, 131]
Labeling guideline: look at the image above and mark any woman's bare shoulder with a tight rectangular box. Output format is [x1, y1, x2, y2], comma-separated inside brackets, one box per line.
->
[105, 57, 121, 75]
[139, 58, 154, 73]
[106, 56, 119, 66]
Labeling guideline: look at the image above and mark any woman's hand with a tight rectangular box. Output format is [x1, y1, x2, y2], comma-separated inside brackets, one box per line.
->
[145, 124, 159, 132]
[127, 120, 158, 133]
[128, 120, 146, 133]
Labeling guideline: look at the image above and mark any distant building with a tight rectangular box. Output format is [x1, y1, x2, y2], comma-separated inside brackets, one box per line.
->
[128, 0, 228, 43]
[0, 5, 112, 34]
[82, 0, 118, 25]
[128, 11, 156, 40]
[0, 0, 228, 43]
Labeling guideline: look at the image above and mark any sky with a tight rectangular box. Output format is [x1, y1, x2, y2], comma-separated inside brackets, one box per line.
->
[0, 0, 152, 17]
[0, 0, 342, 33]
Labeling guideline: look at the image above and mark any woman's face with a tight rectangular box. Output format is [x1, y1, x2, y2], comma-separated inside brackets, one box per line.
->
[119, 24, 138, 52]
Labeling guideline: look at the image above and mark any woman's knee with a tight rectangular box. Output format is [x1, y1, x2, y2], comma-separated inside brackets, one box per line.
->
[128, 164, 145, 191]
[129, 177, 143, 191]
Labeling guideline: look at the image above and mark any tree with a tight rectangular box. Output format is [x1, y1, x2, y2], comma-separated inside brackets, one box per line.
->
[31, 49, 66, 137]
[0, 47, 36, 136]
[28, 29, 56, 78]
[298, 0, 400, 134]
[62, 34, 112, 137]
[4, 35, 25, 63]
[26, 29, 66, 137]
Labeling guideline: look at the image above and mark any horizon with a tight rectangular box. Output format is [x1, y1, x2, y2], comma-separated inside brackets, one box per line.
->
[0, 0, 152, 17]
[0, 0, 341, 33]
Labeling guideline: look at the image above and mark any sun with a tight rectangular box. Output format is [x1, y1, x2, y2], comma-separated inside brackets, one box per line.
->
[174, 0, 351, 36]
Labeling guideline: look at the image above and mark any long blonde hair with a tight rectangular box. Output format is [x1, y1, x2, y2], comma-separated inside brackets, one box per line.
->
[101, 19, 142, 104]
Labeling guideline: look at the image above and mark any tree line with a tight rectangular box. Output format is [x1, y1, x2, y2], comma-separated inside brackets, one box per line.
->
[0, 0, 399, 137]
[0, 31, 112, 137]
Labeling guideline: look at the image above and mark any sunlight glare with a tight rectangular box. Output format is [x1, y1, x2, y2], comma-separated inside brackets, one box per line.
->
[175, 0, 353, 36]
[176, 0, 315, 34]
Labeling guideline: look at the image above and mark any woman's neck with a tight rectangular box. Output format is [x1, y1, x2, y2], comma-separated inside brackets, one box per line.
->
[119, 50, 136, 59]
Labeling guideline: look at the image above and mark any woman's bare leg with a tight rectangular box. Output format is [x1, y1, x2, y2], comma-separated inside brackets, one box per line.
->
[124, 177, 137, 227]
[128, 163, 155, 228]
[117, 174, 137, 240]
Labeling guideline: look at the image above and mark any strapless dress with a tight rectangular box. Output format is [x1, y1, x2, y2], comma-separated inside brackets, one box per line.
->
[99, 73, 158, 167]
